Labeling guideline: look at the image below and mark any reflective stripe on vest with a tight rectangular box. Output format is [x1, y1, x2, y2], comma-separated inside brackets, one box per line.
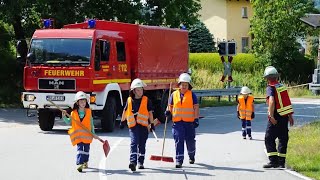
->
[126, 96, 149, 128]
[68, 109, 93, 146]
[172, 90, 195, 122]
[267, 152, 278, 156]
[238, 95, 254, 120]
[274, 83, 294, 116]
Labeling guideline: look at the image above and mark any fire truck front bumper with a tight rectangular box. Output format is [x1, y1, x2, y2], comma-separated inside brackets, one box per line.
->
[21, 92, 103, 110]
[21, 92, 77, 109]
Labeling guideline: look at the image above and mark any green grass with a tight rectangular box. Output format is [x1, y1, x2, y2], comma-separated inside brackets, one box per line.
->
[199, 97, 237, 108]
[287, 121, 320, 180]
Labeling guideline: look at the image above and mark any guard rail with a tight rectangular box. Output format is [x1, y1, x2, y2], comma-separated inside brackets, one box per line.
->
[193, 87, 242, 103]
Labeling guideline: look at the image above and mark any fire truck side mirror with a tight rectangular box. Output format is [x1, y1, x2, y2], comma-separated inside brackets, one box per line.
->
[16, 40, 28, 62]
[27, 52, 35, 63]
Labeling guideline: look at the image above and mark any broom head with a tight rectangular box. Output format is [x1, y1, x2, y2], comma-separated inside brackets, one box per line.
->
[150, 155, 174, 162]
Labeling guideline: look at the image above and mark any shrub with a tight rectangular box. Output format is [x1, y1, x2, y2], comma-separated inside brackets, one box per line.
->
[189, 53, 261, 73]
[0, 21, 21, 104]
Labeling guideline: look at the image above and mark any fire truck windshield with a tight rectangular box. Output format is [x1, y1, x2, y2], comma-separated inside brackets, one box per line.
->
[29, 39, 92, 65]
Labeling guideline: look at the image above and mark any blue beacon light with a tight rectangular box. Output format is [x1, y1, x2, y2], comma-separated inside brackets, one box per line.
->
[88, 19, 96, 28]
[180, 24, 187, 30]
[43, 19, 51, 28]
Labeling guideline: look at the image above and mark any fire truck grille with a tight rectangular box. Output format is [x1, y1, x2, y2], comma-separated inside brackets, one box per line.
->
[38, 79, 76, 90]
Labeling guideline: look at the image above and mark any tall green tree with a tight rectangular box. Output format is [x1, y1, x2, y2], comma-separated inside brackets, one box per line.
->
[36, 0, 144, 27]
[188, 21, 215, 53]
[250, 0, 317, 81]
[0, 0, 39, 58]
[143, 0, 201, 27]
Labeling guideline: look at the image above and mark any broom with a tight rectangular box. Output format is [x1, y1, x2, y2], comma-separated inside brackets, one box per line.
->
[150, 82, 174, 162]
[48, 100, 110, 158]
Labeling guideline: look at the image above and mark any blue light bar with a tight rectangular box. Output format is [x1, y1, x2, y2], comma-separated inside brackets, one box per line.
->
[43, 19, 51, 29]
[88, 19, 96, 28]
[180, 24, 187, 30]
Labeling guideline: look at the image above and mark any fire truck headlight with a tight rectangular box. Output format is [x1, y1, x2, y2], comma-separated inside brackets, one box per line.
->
[24, 94, 36, 102]
[29, 104, 37, 109]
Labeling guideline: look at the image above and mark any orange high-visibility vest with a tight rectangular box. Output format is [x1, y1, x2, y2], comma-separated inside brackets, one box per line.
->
[172, 90, 195, 122]
[126, 96, 149, 128]
[271, 83, 294, 116]
[68, 109, 93, 146]
[238, 95, 254, 120]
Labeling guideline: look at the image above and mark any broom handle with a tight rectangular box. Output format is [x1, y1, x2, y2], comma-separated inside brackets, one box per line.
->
[48, 100, 104, 143]
[161, 82, 172, 157]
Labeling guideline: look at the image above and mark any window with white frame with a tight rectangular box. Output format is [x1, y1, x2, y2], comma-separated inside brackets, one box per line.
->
[241, 37, 249, 53]
[242, 7, 248, 18]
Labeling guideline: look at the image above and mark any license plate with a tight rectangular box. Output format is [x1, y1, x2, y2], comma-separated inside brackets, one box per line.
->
[46, 95, 65, 101]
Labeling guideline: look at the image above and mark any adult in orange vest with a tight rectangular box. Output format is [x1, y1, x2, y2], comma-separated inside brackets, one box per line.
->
[120, 78, 155, 172]
[237, 86, 255, 140]
[165, 73, 200, 168]
[62, 91, 95, 172]
[263, 66, 294, 169]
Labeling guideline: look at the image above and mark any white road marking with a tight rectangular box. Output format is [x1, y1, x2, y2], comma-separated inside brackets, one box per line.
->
[263, 149, 313, 180]
[99, 138, 124, 180]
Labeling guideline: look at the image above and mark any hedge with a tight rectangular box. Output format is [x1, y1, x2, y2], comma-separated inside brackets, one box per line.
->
[189, 53, 262, 73]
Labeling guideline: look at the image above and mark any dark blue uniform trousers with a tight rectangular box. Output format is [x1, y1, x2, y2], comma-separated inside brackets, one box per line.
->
[76, 142, 90, 165]
[241, 120, 252, 137]
[265, 116, 289, 165]
[172, 121, 196, 164]
[129, 124, 149, 165]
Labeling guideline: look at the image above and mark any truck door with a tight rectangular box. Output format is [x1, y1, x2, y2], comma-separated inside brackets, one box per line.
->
[112, 41, 130, 82]
[93, 39, 130, 86]
[93, 39, 111, 82]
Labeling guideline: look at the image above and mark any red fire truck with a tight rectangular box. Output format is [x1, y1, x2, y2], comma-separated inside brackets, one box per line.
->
[21, 20, 188, 132]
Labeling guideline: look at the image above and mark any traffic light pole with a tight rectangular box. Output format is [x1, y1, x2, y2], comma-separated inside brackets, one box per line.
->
[228, 80, 231, 102]
[220, 55, 233, 102]
[218, 41, 236, 100]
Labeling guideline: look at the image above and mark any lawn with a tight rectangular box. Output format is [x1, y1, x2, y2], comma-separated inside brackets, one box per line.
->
[287, 121, 320, 180]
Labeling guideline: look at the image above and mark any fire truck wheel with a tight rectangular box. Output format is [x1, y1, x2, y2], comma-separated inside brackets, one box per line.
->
[38, 109, 55, 131]
[101, 96, 117, 132]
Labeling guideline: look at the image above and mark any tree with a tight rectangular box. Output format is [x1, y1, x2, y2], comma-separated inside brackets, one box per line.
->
[0, 0, 39, 58]
[188, 21, 215, 53]
[143, 0, 201, 28]
[250, 0, 317, 81]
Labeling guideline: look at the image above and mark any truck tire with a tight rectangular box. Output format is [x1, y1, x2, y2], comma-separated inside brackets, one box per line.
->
[101, 96, 117, 132]
[38, 109, 55, 131]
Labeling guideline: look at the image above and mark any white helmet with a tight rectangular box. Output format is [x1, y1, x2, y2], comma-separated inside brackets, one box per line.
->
[130, 78, 147, 90]
[240, 86, 251, 94]
[264, 66, 279, 78]
[74, 91, 88, 102]
[178, 73, 192, 84]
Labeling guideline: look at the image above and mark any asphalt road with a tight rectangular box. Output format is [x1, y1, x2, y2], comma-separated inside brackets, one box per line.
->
[0, 98, 319, 180]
